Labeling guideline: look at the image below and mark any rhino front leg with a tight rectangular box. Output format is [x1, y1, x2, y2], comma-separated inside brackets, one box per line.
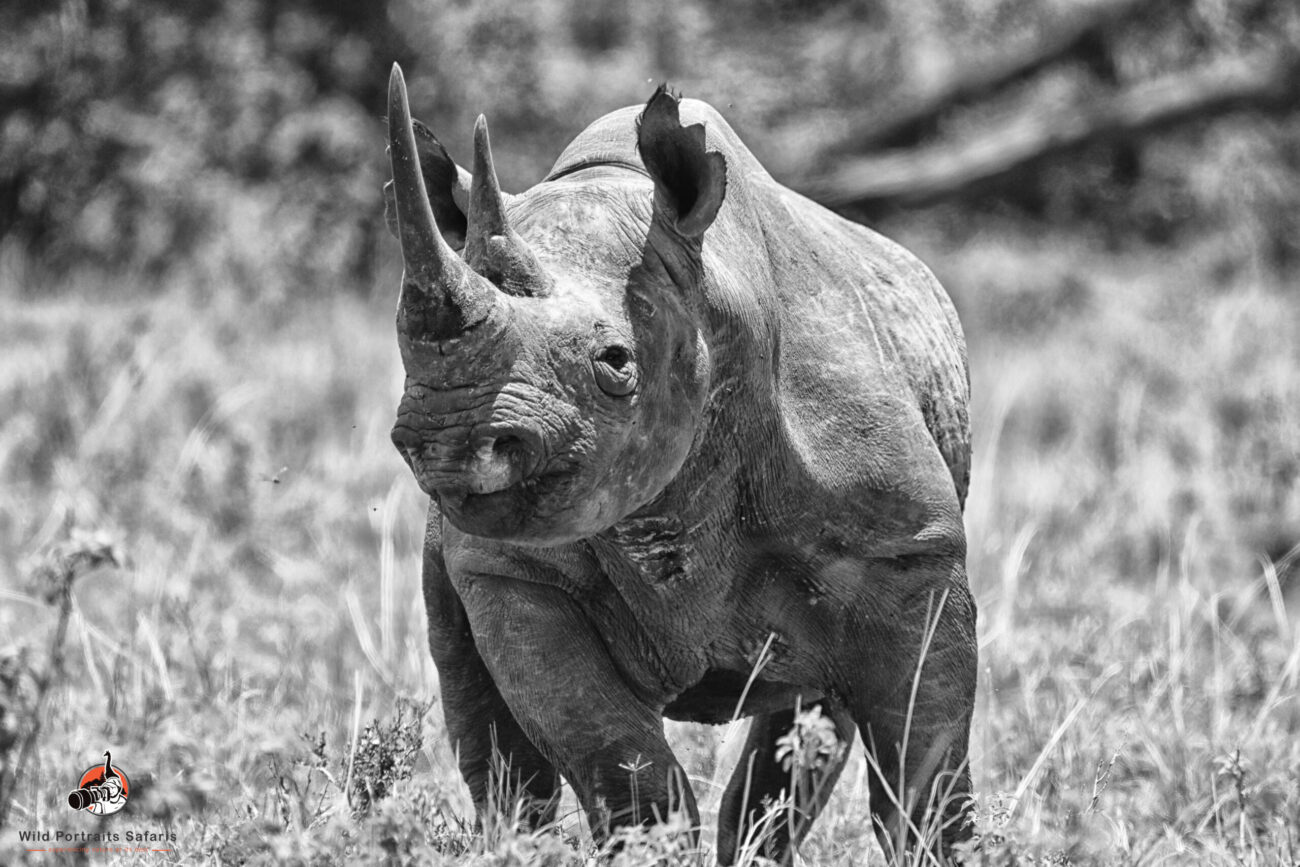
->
[423, 537, 561, 829]
[848, 581, 978, 861]
[460, 574, 699, 844]
[716, 703, 856, 866]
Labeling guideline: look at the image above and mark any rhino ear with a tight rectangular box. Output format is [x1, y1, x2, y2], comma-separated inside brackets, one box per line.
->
[636, 85, 726, 239]
[384, 117, 470, 250]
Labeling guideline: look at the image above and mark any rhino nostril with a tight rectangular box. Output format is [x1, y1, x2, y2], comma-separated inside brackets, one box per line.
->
[492, 435, 523, 457]
[483, 432, 541, 480]
[391, 425, 423, 453]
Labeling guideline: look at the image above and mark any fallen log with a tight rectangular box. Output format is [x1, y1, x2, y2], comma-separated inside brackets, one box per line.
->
[797, 50, 1300, 212]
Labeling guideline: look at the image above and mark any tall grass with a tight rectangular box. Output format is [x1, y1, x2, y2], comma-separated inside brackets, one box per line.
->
[1, 221, 1297, 864]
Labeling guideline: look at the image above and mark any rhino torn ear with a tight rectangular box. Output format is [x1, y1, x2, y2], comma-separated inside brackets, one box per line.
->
[636, 85, 726, 238]
[384, 118, 470, 250]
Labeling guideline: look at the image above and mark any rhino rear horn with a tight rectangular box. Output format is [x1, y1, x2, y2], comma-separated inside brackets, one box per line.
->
[467, 116, 509, 240]
[637, 85, 727, 238]
[388, 64, 499, 340]
[464, 115, 549, 296]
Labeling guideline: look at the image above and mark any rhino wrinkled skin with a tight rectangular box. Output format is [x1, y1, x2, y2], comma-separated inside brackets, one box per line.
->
[383, 64, 977, 863]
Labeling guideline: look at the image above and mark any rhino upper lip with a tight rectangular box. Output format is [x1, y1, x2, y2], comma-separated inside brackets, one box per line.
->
[396, 419, 549, 497]
[418, 462, 533, 501]
[418, 444, 567, 497]
[434, 465, 571, 511]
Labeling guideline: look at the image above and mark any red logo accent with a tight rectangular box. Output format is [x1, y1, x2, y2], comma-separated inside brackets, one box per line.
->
[67, 752, 129, 816]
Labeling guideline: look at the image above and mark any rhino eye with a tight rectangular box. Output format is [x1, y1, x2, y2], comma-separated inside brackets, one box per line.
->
[593, 345, 638, 397]
[599, 346, 630, 369]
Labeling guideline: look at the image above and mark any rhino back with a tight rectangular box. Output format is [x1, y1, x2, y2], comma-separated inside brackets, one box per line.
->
[549, 100, 970, 507]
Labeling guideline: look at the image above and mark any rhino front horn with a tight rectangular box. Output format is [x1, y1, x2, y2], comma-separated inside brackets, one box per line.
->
[388, 64, 498, 340]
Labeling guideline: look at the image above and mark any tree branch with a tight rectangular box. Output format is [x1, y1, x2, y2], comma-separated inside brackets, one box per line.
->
[816, 0, 1149, 154]
[797, 50, 1300, 212]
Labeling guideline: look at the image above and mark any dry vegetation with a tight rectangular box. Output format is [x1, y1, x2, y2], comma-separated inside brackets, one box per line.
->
[1, 201, 1297, 863]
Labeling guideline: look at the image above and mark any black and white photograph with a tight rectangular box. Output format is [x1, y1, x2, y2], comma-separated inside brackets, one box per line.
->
[2, 0, 1299, 863]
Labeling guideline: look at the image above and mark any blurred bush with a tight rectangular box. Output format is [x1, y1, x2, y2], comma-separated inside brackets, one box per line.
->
[0, 0, 1296, 293]
[0, 0, 406, 291]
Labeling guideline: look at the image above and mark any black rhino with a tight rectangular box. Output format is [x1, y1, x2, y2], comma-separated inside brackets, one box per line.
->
[383, 64, 977, 863]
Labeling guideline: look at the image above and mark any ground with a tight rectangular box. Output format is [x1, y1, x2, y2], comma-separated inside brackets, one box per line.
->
[1, 219, 1298, 865]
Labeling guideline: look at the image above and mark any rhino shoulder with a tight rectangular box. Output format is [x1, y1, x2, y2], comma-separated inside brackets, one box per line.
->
[766, 198, 972, 512]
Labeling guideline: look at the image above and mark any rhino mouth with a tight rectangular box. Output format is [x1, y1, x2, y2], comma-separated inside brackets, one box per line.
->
[436, 464, 568, 504]
[393, 420, 583, 533]
[434, 464, 580, 538]
[396, 430, 541, 495]
[434, 436, 538, 494]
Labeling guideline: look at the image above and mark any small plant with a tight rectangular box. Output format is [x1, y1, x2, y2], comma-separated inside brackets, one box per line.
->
[364, 783, 478, 864]
[618, 753, 654, 827]
[0, 646, 38, 823]
[0, 529, 122, 831]
[603, 810, 704, 867]
[1213, 747, 1254, 853]
[775, 705, 845, 776]
[271, 731, 340, 833]
[346, 697, 430, 817]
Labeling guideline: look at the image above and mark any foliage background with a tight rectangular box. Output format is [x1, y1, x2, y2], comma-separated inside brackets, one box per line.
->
[1, 0, 1298, 863]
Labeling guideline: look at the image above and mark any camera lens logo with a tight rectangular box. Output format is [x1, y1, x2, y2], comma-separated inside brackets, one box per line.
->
[67, 751, 129, 816]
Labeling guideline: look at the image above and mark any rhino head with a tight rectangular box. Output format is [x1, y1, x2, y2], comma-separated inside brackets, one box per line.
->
[385, 66, 727, 546]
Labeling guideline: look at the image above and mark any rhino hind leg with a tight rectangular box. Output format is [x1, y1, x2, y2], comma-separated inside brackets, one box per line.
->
[849, 585, 978, 861]
[857, 708, 973, 862]
[715, 704, 856, 866]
